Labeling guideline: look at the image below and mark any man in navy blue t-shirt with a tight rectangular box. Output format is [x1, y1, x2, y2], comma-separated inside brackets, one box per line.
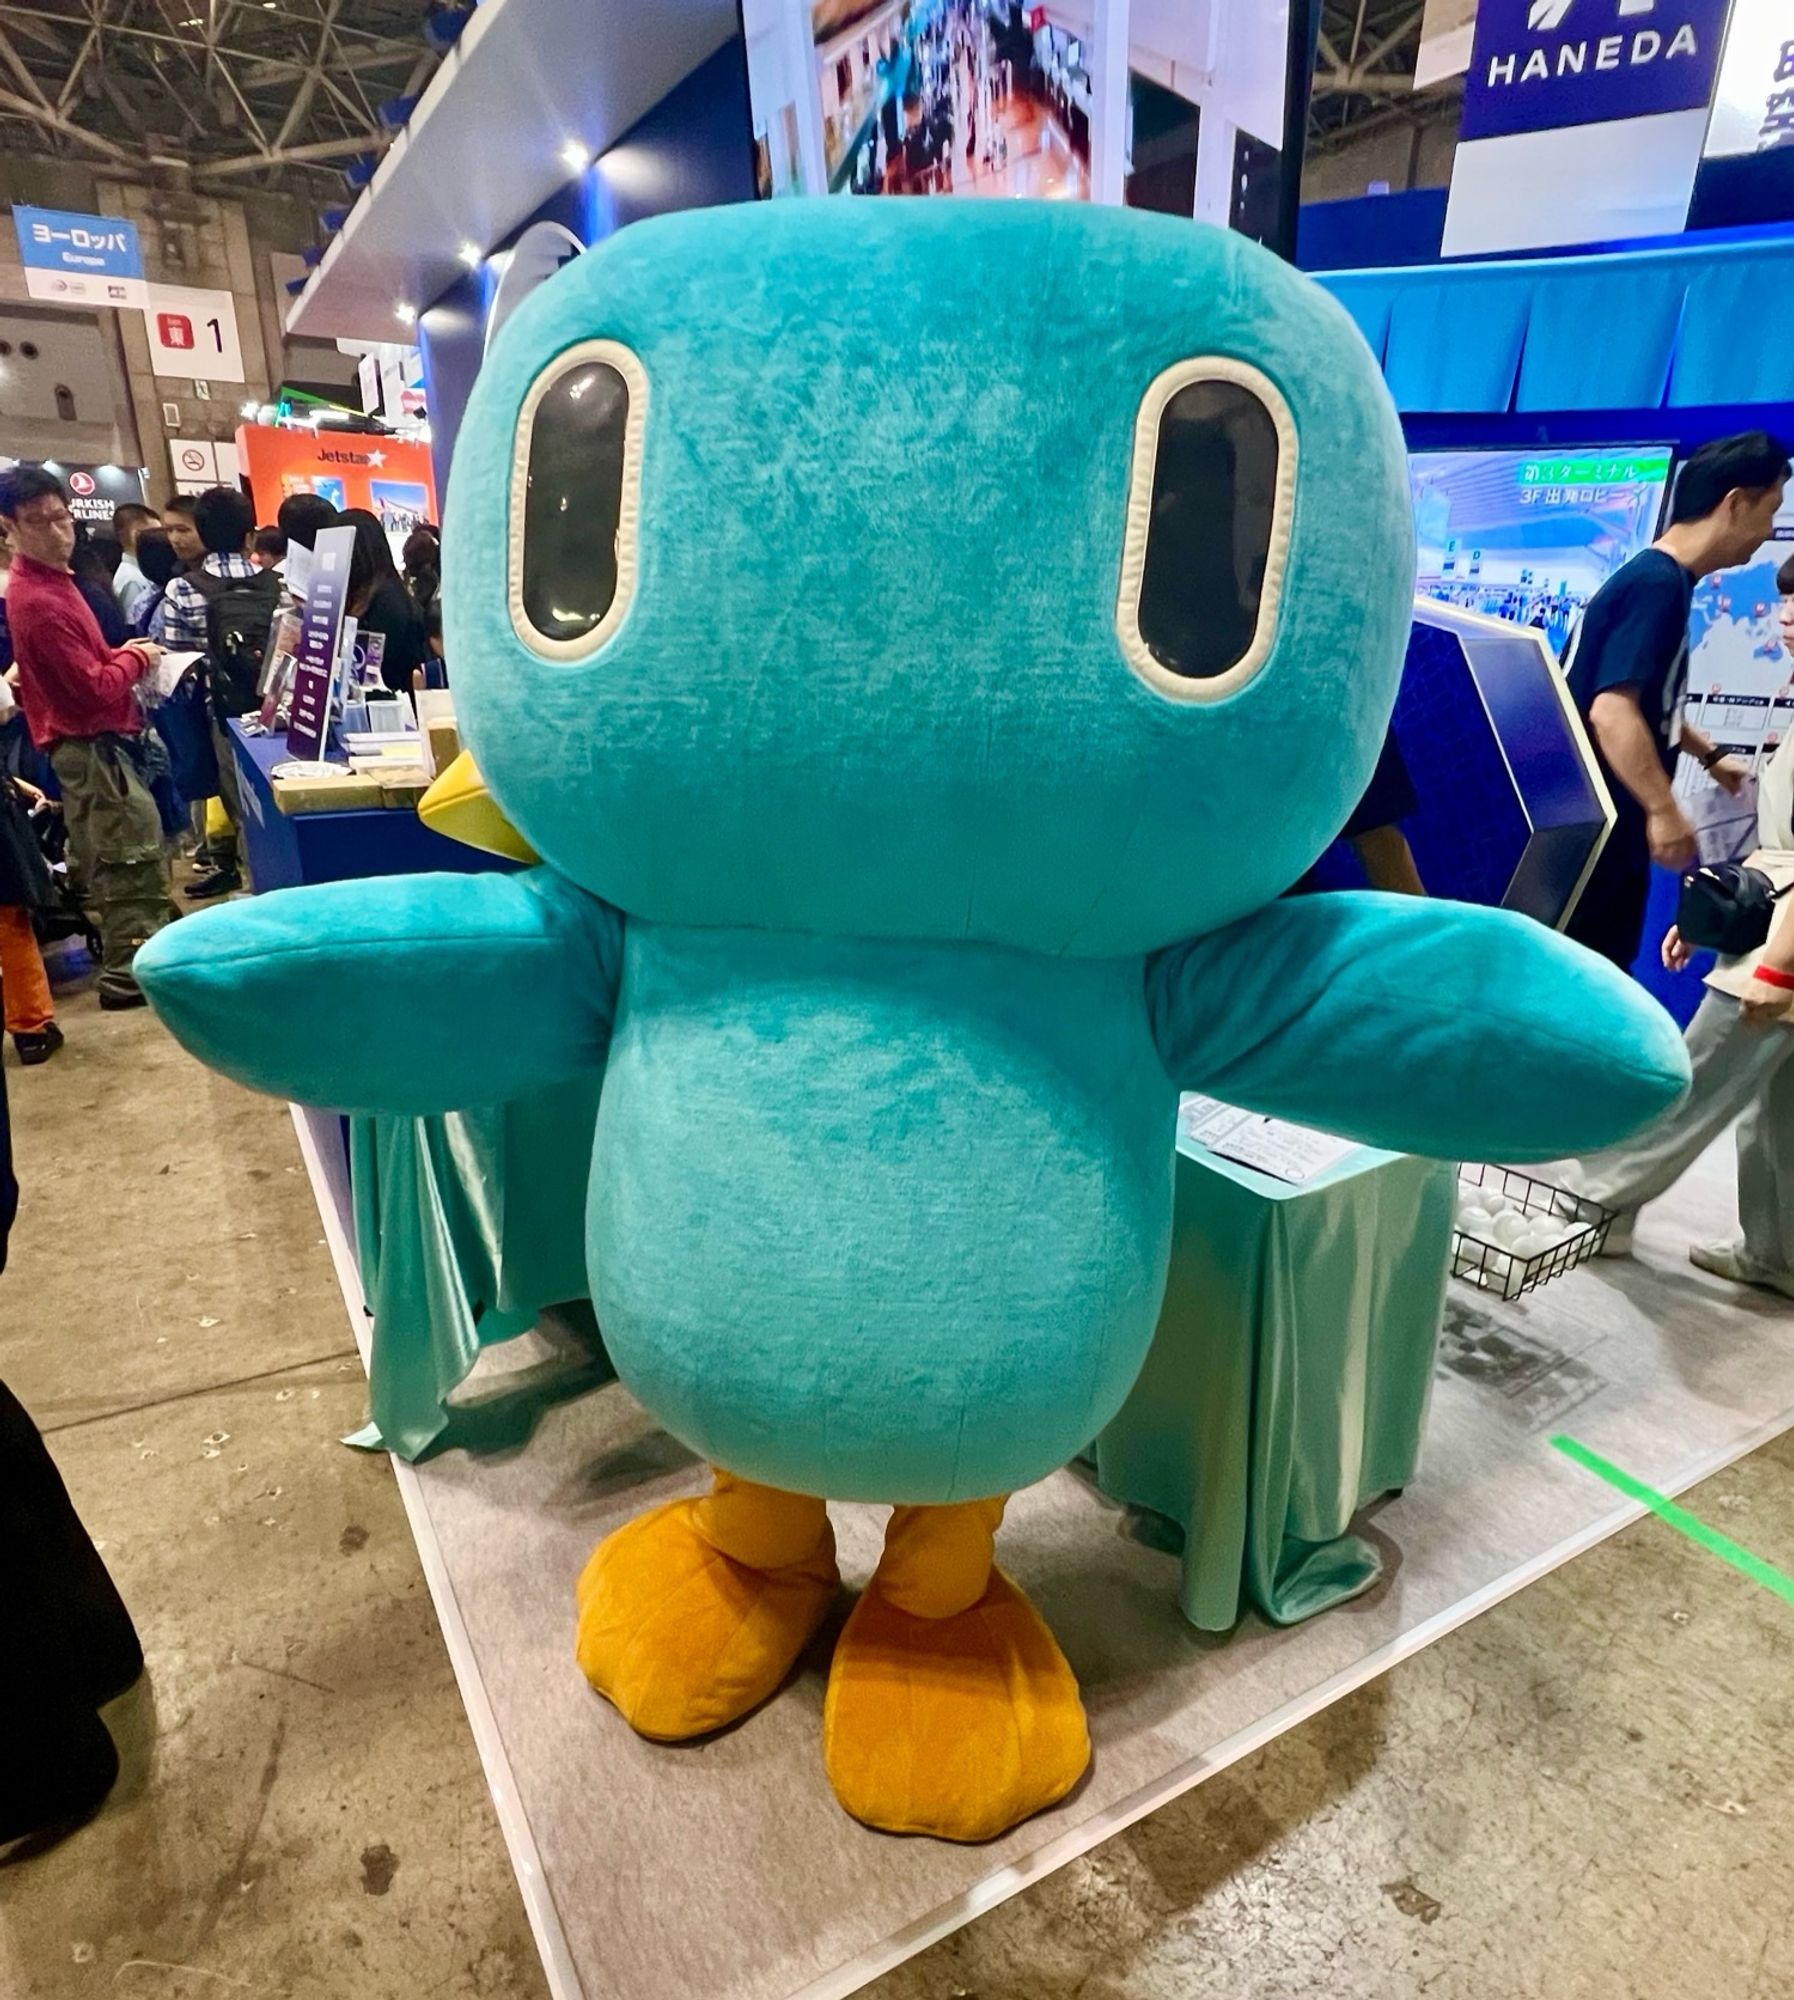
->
[1565, 432, 1789, 970]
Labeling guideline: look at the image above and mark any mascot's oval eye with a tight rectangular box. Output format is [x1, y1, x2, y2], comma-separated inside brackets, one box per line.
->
[509, 338, 647, 659]
[1116, 358, 1296, 701]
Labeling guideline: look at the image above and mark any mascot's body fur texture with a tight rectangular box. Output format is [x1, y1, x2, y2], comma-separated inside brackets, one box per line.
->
[141, 201, 1688, 1842]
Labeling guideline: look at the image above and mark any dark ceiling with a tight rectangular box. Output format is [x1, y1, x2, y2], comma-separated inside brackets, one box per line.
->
[0, 0, 440, 193]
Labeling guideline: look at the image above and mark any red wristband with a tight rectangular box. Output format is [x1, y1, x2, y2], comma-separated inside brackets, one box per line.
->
[1752, 964, 1794, 991]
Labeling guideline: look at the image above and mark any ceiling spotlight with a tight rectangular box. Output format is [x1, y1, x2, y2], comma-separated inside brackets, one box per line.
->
[458, 240, 482, 268]
[559, 138, 588, 173]
[395, 303, 416, 325]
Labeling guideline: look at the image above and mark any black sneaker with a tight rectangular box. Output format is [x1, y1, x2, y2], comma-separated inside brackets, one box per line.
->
[12, 1023, 64, 1066]
[183, 868, 242, 901]
[96, 984, 148, 1012]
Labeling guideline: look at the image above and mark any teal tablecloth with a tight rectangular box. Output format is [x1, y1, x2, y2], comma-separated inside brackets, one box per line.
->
[345, 1077, 606, 1459]
[1091, 1139, 1455, 1632]
[345, 1085, 1452, 1637]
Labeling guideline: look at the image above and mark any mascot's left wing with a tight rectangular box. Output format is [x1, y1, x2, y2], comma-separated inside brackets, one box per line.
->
[136, 868, 623, 1116]
[1147, 891, 1690, 1165]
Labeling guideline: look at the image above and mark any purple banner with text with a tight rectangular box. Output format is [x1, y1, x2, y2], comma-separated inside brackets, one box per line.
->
[284, 523, 355, 761]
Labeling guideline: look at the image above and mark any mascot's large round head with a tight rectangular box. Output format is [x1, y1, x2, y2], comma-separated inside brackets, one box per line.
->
[445, 199, 1414, 955]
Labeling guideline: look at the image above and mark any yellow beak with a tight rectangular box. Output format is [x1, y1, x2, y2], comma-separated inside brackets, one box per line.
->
[418, 750, 539, 864]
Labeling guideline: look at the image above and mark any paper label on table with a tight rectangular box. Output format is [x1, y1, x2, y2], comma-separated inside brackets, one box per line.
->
[1177, 1094, 1360, 1186]
[145, 648, 202, 700]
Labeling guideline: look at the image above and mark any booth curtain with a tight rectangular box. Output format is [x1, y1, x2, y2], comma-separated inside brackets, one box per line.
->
[1320, 236, 1794, 415]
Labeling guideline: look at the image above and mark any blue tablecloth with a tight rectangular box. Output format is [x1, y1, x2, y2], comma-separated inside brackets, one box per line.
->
[228, 721, 515, 892]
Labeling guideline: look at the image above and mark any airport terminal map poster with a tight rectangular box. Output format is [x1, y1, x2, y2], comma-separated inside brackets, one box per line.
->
[741, 0, 1292, 243]
[1409, 447, 1674, 658]
[1684, 492, 1794, 782]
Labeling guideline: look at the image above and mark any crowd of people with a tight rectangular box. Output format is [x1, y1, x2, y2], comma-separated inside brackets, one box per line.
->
[0, 463, 442, 1067]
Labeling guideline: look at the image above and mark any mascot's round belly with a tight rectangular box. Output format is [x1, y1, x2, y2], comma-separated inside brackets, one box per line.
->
[588, 922, 1177, 1503]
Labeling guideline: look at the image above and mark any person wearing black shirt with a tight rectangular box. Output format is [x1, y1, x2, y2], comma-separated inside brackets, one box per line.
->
[341, 508, 429, 693]
[1564, 432, 1789, 970]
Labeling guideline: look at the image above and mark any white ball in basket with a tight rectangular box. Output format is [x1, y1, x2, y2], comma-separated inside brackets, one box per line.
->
[1490, 1210, 1531, 1248]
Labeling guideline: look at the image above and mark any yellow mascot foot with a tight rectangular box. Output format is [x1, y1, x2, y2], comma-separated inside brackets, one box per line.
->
[575, 1489, 839, 1741]
[821, 1568, 1090, 1841]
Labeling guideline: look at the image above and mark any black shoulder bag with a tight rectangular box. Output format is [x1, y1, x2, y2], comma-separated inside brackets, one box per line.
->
[1677, 861, 1794, 956]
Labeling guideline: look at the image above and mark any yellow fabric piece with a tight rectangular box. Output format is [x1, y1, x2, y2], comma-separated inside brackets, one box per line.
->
[203, 795, 232, 841]
[419, 750, 540, 863]
[877, 1496, 1006, 1617]
[822, 1503, 1090, 1842]
[575, 1482, 837, 1742]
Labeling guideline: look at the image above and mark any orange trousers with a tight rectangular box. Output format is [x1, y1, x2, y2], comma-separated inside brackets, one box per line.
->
[0, 905, 52, 1035]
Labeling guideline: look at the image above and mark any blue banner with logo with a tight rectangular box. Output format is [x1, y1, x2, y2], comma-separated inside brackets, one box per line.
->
[1462, 0, 1732, 141]
[12, 204, 142, 279]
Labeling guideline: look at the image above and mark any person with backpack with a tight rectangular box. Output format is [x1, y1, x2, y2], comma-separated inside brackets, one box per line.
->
[153, 485, 281, 901]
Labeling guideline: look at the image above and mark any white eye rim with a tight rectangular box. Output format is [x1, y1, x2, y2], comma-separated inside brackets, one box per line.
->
[508, 336, 649, 661]
[1115, 354, 1297, 703]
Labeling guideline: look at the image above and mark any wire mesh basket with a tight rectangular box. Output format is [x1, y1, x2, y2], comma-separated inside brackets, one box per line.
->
[1451, 1164, 1615, 1304]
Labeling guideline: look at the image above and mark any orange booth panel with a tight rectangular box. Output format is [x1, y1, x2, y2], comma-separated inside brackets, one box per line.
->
[234, 426, 438, 542]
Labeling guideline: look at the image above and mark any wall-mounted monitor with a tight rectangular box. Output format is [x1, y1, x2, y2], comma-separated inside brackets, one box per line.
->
[1408, 445, 1674, 659]
[740, 0, 1301, 249]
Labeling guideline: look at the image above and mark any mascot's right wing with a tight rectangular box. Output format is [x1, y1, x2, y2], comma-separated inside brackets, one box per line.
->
[137, 867, 622, 1116]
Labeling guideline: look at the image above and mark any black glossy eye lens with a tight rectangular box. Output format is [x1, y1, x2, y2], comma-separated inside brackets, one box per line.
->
[520, 359, 629, 643]
[1135, 380, 1279, 681]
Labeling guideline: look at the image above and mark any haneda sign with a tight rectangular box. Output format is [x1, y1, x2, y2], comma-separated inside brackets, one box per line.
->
[1461, 0, 1732, 141]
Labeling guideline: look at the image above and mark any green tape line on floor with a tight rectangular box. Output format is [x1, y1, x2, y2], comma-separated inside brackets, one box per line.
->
[1552, 1434, 1794, 1610]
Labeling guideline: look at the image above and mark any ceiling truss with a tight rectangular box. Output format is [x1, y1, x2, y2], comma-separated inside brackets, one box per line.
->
[0, 0, 441, 195]
[1308, 1, 1459, 159]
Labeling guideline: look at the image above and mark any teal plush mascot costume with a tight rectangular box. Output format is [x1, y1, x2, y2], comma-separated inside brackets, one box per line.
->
[139, 201, 1688, 1843]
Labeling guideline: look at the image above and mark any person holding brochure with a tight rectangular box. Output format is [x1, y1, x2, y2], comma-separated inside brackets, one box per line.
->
[0, 464, 166, 1010]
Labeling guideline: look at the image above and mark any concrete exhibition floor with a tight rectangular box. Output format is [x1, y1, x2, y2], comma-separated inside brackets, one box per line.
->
[5, 959, 1794, 2000]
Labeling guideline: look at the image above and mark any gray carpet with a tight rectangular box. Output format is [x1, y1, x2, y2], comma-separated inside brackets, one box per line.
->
[367, 1140, 1794, 2000]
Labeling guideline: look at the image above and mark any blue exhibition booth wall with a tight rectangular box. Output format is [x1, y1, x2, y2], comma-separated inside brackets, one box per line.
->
[1307, 221, 1794, 1022]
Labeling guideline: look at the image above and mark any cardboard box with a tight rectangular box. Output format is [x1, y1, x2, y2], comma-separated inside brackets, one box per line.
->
[273, 772, 384, 815]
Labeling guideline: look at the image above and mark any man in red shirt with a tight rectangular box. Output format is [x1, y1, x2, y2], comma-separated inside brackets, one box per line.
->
[3, 466, 168, 1008]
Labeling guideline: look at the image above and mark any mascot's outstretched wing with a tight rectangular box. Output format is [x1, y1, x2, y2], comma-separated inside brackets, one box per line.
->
[137, 868, 622, 1116]
[1148, 891, 1689, 1163]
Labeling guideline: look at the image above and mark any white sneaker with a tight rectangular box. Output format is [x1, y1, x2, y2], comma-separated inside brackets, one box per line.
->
[1689, 1241, 1794, 1301]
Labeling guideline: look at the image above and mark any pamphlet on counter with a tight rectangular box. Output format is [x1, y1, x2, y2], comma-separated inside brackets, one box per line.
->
[1177, 1094, 1360, 1186]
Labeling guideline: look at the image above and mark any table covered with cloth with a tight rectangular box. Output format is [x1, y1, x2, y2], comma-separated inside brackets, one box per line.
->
[1090, 1137, 1455, 1631]
[346, 1088, 1454, 1635]
[345, 1078, 607, 1459]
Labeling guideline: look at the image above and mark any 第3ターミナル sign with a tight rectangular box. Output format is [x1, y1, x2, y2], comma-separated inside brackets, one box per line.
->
[1462, 0, 1729, 141]
[11, 205, 148, 309]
